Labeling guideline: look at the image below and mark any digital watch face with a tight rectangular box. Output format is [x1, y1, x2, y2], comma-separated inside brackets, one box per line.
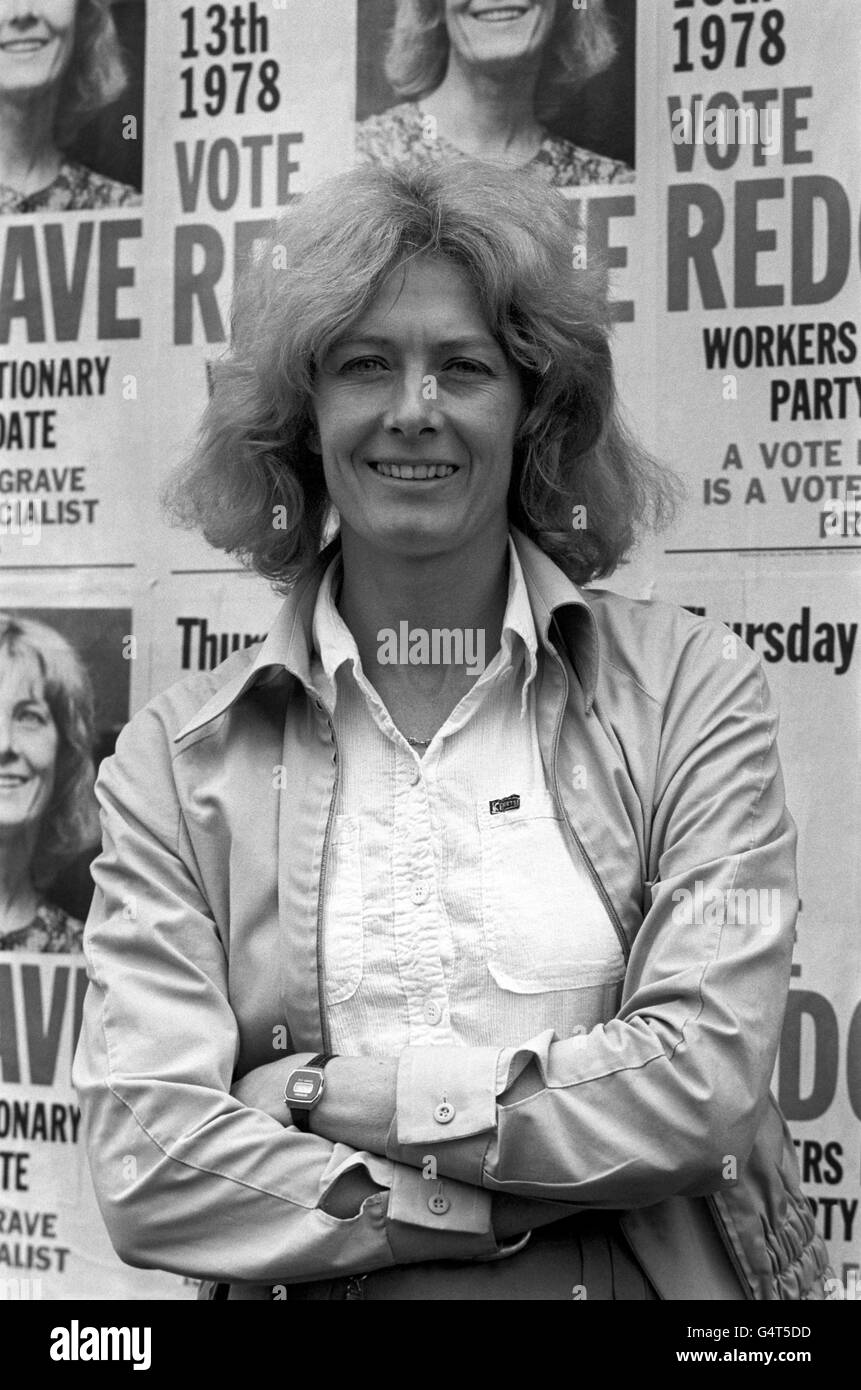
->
[285, 1068, 324, 1107]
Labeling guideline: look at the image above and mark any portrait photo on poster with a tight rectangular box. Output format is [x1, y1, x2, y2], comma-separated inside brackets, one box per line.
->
[0, 607, 130, 953]
[355, 0, 635, 185]
[0, 0, 144, 216]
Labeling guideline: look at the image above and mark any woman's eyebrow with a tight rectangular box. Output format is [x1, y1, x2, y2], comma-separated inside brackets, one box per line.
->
[327, 334, 504, 353]
[437, 336, 505, 354]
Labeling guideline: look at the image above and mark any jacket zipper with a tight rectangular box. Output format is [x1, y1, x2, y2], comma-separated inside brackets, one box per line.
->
[548, 632, 630, 964]
[315, 709, 339, 1055]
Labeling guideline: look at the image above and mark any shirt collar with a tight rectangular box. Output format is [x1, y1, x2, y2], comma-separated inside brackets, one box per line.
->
[173, 528, 599, 743]
[310, 535, 539, 716]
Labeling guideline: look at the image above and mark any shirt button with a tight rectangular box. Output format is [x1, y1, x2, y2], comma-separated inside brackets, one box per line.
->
[433, 1101, 455, 1125]
[427, 1191, 451, 1216]
[407, 766, 421, 787]
[424, 999, 443, 1026]
[411, 882, 430, 905]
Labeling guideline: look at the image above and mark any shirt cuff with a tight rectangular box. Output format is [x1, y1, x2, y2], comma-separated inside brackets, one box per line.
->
[385, 1166, 498, 1264]
[388, 1163, 492, 1235]
[394, 1043, 502, 1145]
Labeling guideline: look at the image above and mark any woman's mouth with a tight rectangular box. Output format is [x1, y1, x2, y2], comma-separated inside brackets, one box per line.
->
[0, 774, 30, 790]
[0, 39, 51, 53]
[368, 461, 459, 480]
[470, 6, 530, 22]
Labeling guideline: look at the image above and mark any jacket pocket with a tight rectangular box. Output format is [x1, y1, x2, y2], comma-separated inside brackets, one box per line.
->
[322, 815, 364, 1004]
[477, 790, 625, 994]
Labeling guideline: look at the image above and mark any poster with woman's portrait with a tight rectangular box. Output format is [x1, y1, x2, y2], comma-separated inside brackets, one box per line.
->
[0, 0, 144, 217]
[355, 0, 636, 187]
[0, 605, 193, 1298]
[0, 606, 129, 950]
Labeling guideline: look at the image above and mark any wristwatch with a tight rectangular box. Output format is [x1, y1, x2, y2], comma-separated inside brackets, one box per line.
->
[284, 1054, 338, 1131]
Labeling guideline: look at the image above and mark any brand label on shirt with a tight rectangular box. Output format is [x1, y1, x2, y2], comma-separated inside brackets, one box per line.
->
[489, 794, 521, 815]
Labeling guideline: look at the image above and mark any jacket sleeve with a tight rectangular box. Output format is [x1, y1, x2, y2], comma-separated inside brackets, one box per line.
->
[385, 631, 798, 1207]
[72, 703, 498, 1285]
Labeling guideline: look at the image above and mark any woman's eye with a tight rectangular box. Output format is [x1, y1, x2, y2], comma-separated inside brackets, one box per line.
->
[17, 708, 47, 727]
[445, 359, 491, 375]
[341, 357, 386, 374]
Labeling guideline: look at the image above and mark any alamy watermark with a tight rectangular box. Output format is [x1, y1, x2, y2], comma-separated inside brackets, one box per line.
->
[671, 100, 781, 157]
[672, 882, 783, 931]
[49, 1321, 151, 1370]
[821, 496, 861, 539]
[377, 622, 485, 677]
[0, 498, 40, 546]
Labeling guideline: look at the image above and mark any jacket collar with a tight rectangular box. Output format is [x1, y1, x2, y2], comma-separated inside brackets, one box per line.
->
[173, 528, 600, 743]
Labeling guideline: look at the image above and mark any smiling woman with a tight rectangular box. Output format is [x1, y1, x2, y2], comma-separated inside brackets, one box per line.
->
[165, 159, 665, 588]
[76, 158, 830, 1302]
[357, 0, 633, 184]
[0, 0, 140, 213]
[308, 258, 527, 564]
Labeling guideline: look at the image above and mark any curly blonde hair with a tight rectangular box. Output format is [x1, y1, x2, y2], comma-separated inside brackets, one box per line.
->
[164, 158, 678, 589]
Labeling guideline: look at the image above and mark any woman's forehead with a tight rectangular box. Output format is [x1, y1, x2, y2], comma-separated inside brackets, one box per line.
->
[340, 256, 498, 344]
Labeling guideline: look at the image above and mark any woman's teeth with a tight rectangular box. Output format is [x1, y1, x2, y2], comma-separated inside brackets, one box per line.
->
[371, 461, 456, 479]
[473, 8, 527, 21]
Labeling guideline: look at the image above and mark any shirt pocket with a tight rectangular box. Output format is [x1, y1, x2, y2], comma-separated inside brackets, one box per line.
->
[477, 789, 625, 994]
[322, 814, 364, 1005]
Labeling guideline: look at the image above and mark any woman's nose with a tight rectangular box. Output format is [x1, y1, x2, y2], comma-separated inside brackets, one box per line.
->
[382, 370, 444, 437]
[7, 2, 37, 25]
[0, 732, 20, 760]
[0, 714, 21, 756]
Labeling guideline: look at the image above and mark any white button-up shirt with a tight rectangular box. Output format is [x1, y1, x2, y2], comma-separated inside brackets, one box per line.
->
[310, 539, 626, 1073]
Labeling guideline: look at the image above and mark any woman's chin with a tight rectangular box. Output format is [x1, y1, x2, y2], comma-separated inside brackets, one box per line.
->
[457, 45, 539, 71]
[351, 514, 465, 560]
[0, 73, 63, 100]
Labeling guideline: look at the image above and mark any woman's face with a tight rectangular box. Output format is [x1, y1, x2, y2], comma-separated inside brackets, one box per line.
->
[0, 650, 59, 838]
[0, 0, 77, 98]
[443, 0, 558, 71]
[310, 255, 525, 563]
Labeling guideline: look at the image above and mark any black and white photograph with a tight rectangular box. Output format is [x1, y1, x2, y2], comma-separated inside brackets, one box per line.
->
[0, 0, 859, 1346]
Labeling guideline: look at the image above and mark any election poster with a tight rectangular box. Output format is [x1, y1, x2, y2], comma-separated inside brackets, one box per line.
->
[647, 0, 861, 1291]
[0, 0, 146, 571]
[0, 600, 189, 1297]
[652, 0, 861, 558]
[144, 0, 356, 577]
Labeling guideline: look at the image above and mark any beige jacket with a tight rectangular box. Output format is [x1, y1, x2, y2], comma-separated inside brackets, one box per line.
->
[73, 530, 832, 1299]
